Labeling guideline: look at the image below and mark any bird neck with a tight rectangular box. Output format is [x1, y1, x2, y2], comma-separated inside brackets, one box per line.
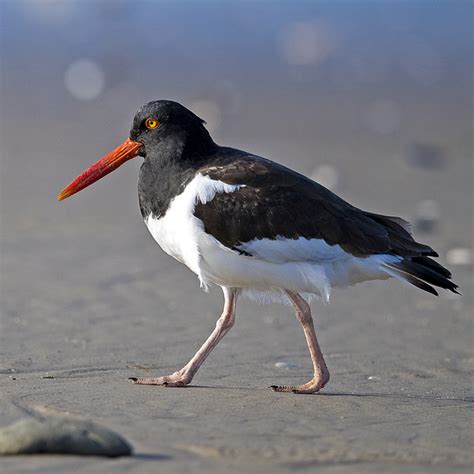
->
[182, 125, 217, 159]
[138, 129, 218, 220]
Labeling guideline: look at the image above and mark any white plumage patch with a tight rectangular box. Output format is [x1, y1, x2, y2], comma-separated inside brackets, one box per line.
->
[145, 173, 243, 287]
[237, 236, 347, 263]
[145, 173, 402, 304]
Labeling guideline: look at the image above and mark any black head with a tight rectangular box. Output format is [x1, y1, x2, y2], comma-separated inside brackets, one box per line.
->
[58, 100, 215, 201]
[129, 100, 215, 158]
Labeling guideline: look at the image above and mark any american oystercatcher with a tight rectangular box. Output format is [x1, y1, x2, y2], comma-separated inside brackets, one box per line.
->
[58, 100, 458, 394]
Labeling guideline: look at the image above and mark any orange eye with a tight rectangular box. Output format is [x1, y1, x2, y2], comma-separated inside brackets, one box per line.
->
[145, 118, 160, 129]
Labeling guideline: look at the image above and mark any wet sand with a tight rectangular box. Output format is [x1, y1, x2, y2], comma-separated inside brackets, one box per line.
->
[1, 2, 472, 472]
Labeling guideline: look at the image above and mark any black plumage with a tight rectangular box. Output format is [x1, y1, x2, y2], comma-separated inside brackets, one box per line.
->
[195, 152, 435, 257]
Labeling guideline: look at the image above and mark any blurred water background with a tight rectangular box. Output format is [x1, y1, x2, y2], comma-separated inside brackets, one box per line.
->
[0, 1, 472, 333]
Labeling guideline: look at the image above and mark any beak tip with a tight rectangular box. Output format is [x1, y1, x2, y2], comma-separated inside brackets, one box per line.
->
[57, 190, 68, 201]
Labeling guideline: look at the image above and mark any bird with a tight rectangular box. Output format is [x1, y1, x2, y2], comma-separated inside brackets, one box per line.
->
[58, 100, 458, 394]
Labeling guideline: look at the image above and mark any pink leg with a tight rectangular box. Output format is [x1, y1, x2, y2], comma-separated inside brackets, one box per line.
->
[271, 290, 330, 394]
[130, 287, 238, 387]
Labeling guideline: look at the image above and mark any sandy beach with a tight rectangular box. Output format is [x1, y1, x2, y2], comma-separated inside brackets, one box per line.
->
[1, 2, 472, 473]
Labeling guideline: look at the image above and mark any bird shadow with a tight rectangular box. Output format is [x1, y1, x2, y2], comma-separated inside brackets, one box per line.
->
[318, 391, 473, 402]
[179, 384, 473, 402]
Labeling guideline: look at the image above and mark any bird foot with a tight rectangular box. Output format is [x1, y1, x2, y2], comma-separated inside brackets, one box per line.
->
[128, 370, 191, 387]
[270, 371, 330, 394]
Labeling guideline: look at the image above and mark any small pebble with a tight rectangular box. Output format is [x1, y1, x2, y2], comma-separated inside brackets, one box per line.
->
[0, 417, 133, 457]
[446, 248, 472, 266]
[274, 362, 298, 370]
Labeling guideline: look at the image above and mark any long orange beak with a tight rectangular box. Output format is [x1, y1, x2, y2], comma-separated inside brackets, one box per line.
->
[57, 137, 142, 201]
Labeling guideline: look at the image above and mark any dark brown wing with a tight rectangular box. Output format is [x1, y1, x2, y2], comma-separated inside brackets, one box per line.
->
[195, 150, 437, 258]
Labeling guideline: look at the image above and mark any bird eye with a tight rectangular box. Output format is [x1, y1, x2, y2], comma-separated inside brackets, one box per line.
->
[145, 118, 160, 129]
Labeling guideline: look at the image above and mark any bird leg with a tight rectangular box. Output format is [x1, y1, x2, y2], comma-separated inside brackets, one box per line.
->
[271, 290, 330, 394]
[130, 287, 237, 387]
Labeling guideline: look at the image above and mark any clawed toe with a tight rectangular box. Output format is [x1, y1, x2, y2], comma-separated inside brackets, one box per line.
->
[270, 372, 329, 394]
[128, 373, 191, 386]
[270, 382, 322, 394]
[270, 384, 297, 393]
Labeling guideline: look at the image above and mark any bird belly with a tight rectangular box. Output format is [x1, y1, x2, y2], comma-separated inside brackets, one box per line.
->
[146, 209, 400, 303]
[197, 234, 400, 303]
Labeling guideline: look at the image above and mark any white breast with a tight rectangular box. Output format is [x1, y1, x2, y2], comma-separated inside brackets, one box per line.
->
[144, 173, 243, 287]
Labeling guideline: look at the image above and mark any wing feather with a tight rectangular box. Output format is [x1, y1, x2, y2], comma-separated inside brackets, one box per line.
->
[194, 151, 436, 259]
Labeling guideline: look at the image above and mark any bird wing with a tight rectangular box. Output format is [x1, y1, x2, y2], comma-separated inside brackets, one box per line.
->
[194, 150, 436, 260]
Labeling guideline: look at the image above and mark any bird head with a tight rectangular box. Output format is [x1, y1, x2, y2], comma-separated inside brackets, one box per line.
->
[57, 100, 210, 201]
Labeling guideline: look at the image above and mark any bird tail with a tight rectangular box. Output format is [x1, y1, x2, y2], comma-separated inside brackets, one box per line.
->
[383, 256, 460, 296]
